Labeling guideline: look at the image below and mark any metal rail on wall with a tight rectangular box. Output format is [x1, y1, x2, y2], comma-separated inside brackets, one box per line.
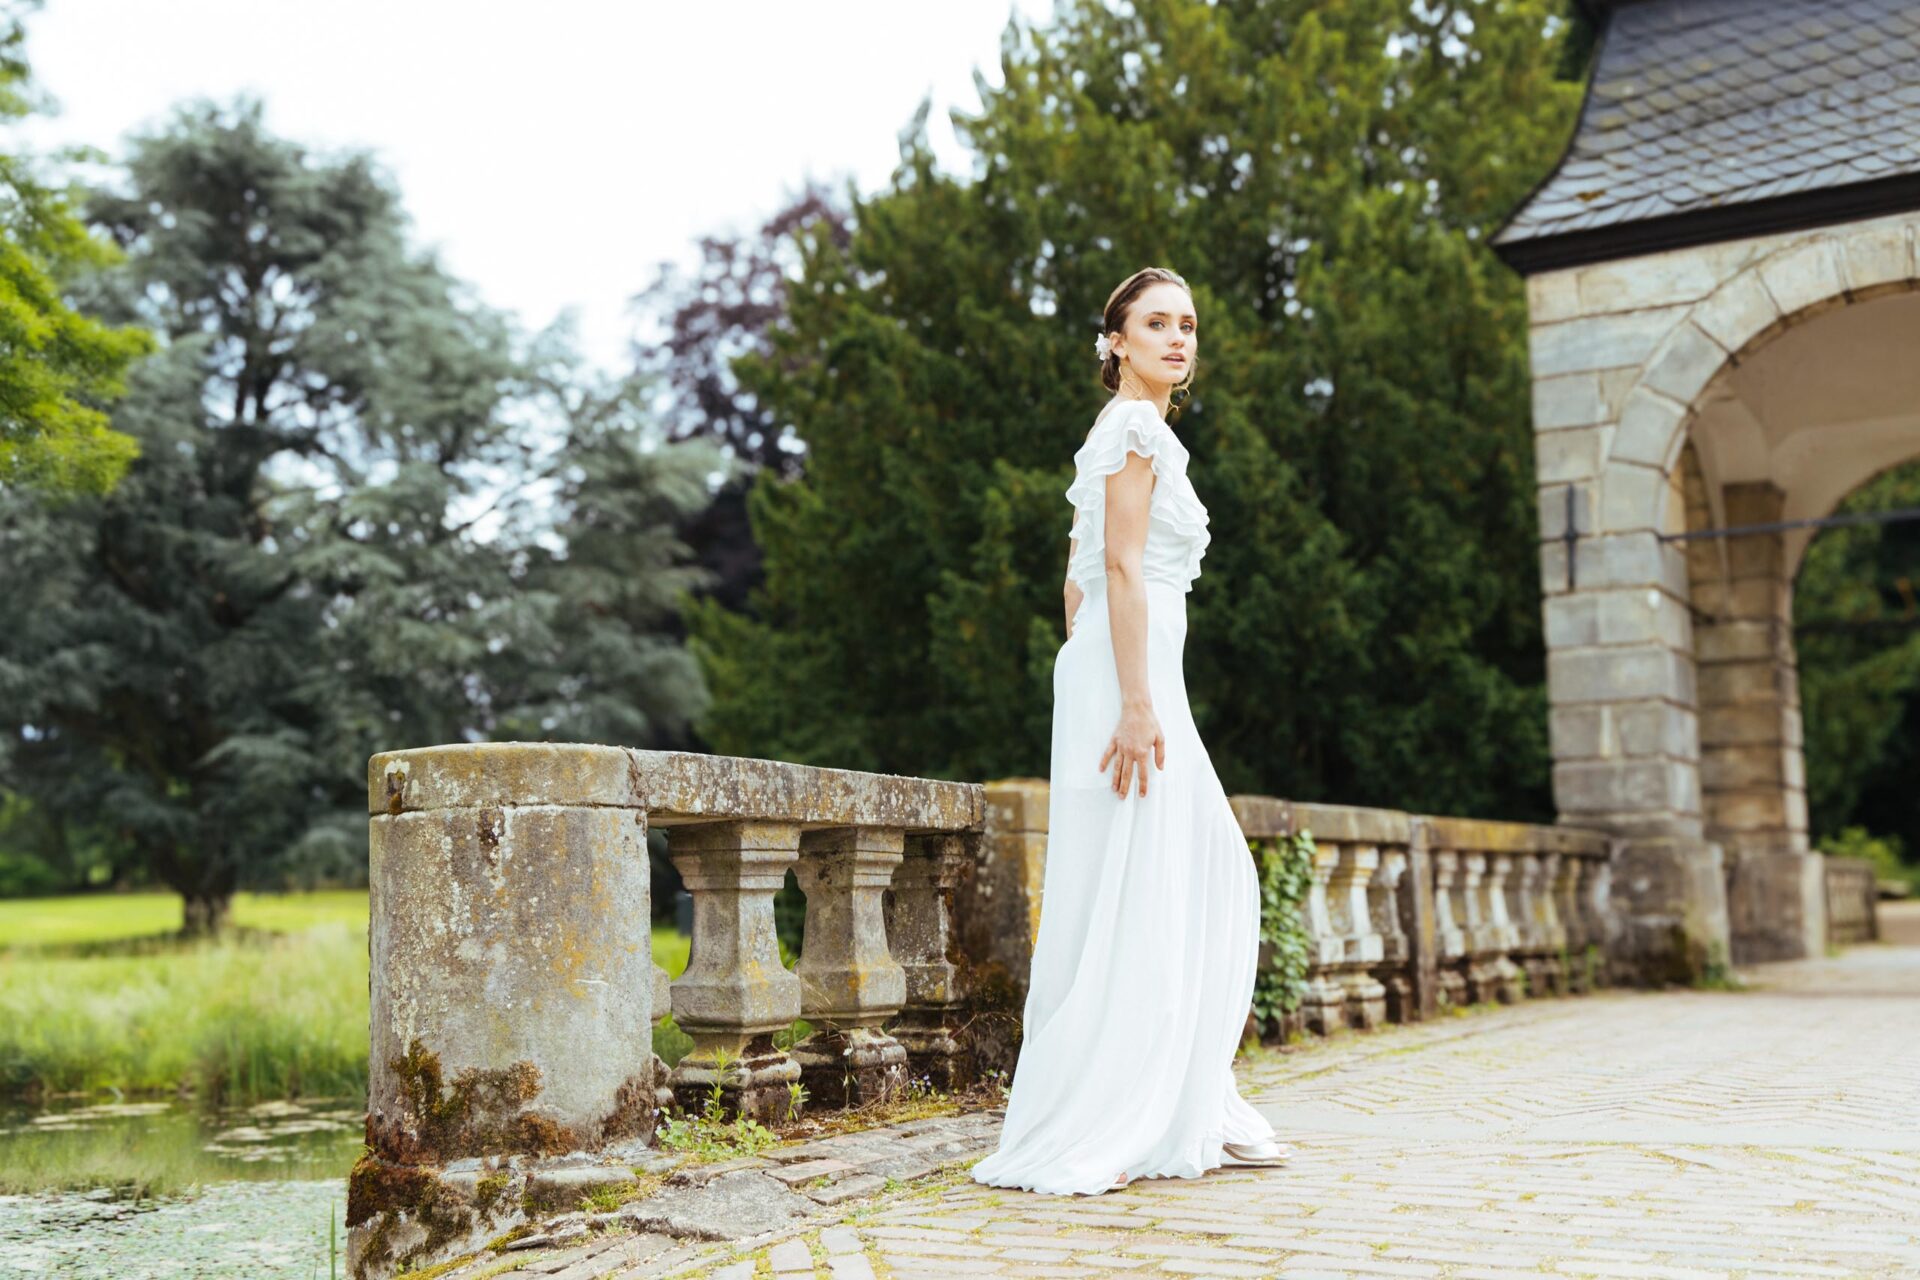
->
[1553, 483, 1920, 594]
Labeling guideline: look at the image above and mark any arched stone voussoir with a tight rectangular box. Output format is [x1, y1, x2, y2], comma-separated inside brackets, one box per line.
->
[1604, 227, 1920, 477]
[1598, 458, 1676, 538]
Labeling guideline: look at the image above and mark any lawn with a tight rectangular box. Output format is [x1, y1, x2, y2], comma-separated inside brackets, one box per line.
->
[0, 891, 705, 1105]
[0, 890, 369, 948]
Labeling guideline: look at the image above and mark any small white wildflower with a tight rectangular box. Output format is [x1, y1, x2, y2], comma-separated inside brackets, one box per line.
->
[1094, 333, 1113, 361]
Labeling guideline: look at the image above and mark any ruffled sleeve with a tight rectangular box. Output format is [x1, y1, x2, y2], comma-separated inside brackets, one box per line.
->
[1065, 399, 1183, 518]
[1064, 399, 1209, 592]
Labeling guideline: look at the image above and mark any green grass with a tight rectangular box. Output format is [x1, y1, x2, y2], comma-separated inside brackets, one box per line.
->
[0, 890, 705, 1105]
[0, 890, 369, 948]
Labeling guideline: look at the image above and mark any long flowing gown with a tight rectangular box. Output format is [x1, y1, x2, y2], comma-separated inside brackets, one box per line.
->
[968, 394, 1280, 1197]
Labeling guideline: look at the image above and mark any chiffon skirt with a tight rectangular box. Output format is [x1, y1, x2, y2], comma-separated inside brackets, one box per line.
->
[969, 578, 1279, 1196]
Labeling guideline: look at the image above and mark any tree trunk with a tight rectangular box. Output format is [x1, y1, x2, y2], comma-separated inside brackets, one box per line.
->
[180, 889, 233, 938]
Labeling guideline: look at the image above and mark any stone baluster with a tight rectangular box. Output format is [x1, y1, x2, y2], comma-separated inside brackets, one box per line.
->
[1511, 852, 1548, 998]
[789, 825, 910, 1108]
[1300, 836, 1348, 1035]
[1457, 853, 1501, 1003]
[1369, 848, 1415, 1022]
[1583, 857, 1615, 988]
[1327, 842, 1387, 1029]
[666, 820, 805, 1124]
[1432, 850, 1469, 1007]
[1482, 854, 1525, 1003]
[1553, 852, 1586, 992]
[884, 831, 973, 1091]
[1534, 852, 1569, 995]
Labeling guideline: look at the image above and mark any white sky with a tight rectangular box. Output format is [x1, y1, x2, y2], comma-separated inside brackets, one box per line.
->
[18, 0, 1053, 371]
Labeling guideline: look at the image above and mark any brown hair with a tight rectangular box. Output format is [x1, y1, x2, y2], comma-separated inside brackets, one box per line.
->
[1100, 266, 1194, 393]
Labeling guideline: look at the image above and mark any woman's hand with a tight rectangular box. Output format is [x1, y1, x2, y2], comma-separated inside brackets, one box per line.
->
[1099, 702, 1165, 797]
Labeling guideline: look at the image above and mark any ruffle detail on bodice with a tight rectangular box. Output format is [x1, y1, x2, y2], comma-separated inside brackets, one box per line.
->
[1065, 397, 1211, 593]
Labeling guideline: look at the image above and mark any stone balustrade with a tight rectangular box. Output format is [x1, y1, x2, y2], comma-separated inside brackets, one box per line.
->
[962, 783, 1620, 1044]
[355, 743, 982, 1276]
[1823, 856, 1880, 945]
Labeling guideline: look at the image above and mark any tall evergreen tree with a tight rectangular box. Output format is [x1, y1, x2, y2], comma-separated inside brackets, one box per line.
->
[687, 0, 1583, 817]
[0, 100, 715, 929]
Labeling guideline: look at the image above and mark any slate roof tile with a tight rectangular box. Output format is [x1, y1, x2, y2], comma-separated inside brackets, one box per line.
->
[1500, 0, 1920, 249]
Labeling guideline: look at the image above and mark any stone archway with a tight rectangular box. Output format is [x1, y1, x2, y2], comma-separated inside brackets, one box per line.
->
[1529, 213, 1920, 977]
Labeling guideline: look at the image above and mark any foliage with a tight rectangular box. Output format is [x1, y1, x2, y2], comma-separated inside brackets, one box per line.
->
[0, 1, 149, 493]
[631, 179, 849, 479]
[1249, 830, 1316, 1036]
[0, 100, 717, 932]
[654, 1047, 783, 1160]
[1819, 826, 1917, 892]
[1795, 460, 1920, 862]
[686, 0, 1584, 816]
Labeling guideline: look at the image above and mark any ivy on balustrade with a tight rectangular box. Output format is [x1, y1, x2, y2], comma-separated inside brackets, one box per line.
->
[1248, 830, 1316, 1038]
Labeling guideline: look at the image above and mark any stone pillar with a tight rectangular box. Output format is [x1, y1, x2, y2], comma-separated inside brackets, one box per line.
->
[357, 744, 655, 1274]
[953, 780, 1049, 1001]
[365, 744, 656, 1157]
[666, 820, 804, 1124]
[1691, 480, 1822, 963]
[887, 832, 973, 1091]
[788, 826, 909, 1109]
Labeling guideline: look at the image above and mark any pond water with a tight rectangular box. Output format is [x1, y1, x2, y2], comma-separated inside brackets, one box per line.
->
[0, 1097, 360, 1279]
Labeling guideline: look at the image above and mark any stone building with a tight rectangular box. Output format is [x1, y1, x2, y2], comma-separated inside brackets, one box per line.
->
[1495, 0, 1920, 973]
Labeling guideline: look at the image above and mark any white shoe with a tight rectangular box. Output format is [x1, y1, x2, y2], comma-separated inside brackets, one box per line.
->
[1220, 1134, 1292, 1167]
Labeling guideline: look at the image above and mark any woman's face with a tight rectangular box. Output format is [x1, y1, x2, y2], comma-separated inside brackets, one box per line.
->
[1110, 281, 1196, 392]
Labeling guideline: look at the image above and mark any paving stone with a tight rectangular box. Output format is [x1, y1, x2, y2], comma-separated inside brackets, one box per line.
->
[620, 1170, 817, 1242]
[765, 1236, 813, 1273]
[818, 1226, 864, 1255]
[800, 1173, 889, 1206]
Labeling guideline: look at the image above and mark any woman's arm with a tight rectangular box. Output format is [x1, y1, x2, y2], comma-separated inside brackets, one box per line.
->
[1096, 451, 1165, 798]
[1064, 538, 1085, 636]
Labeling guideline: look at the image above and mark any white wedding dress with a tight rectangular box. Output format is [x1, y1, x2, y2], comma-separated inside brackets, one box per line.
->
[969, 394, 1281, 1197]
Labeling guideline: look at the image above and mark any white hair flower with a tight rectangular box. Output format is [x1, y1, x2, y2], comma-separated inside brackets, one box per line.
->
[1094, 333, 1113, 362]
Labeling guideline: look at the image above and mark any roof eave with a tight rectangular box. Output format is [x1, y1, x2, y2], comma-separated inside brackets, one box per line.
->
[1493, 171, 1920, 275]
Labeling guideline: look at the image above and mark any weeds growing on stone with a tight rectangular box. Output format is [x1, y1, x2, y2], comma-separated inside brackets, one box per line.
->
[655, 1049, 781, 1162]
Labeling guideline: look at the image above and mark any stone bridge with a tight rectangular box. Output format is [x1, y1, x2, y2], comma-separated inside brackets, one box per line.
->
[348, 744, 1901, 1279]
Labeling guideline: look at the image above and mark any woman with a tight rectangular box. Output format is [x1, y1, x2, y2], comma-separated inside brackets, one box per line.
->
[969, 267, 1293, 1197]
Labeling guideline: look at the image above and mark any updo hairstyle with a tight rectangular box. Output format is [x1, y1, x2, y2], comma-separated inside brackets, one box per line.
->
[1099, 266, 1194, 393]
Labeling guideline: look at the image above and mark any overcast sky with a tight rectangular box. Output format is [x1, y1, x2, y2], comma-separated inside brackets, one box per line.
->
[19, 0, 1052, 370]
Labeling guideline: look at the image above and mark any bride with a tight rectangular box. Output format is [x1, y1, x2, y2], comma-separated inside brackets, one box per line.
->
[968, 267, 1293, 1196]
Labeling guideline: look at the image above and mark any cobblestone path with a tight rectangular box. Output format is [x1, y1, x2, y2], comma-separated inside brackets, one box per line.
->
[809, 938, 1920, 1280]
[445, 920, 1920, 1280]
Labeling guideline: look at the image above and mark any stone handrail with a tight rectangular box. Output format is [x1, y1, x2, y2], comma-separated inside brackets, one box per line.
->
[356, 743, 984, 1276]
[1824, 856, 1879, 945]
